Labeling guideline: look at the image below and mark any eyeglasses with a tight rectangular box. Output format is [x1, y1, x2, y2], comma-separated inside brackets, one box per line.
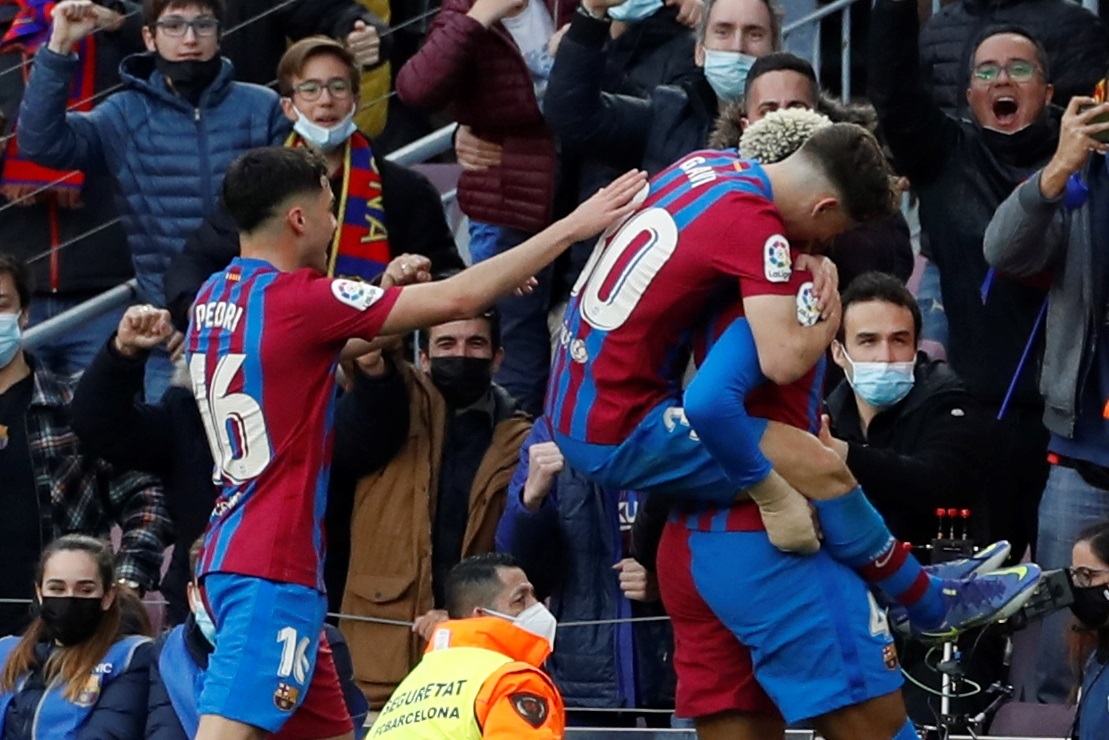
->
[1071, 566, 1109, 587]
[291, 78, 354, 101]
[971, 60, 1040, 84]
[154, 17, 220, 38]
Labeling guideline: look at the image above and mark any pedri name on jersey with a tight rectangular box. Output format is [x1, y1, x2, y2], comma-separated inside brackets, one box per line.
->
[679, 156, 718, 189]
[194, 300, 245, 334]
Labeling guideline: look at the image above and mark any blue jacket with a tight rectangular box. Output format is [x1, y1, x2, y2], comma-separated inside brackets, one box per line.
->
[495, 420, 675, 709]
[18, 50, 289, 304]
[0, 634, 152, 740]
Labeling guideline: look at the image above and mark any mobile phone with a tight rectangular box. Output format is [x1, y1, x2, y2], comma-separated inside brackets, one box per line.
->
[1081, 103, 1109, 144]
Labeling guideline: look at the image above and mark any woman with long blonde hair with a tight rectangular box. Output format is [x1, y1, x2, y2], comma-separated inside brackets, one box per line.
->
[0, 534, 153, 739]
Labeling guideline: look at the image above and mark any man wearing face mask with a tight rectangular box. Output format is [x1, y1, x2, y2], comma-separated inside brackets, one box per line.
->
[164, 36, 464, 332]
[371, 553, 565, 738]
[338, 307, 534, 709]
[17, 0, 288, 401]
[0, 253, 171, 638]
[545, 0, 780, 175]
[870, 1, 1058, 600]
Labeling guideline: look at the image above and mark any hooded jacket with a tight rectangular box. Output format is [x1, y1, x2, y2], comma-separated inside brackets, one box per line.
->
[17, 50, 288, 305]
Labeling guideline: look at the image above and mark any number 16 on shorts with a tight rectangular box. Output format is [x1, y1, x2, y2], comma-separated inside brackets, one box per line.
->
[277, 627, 311, 685]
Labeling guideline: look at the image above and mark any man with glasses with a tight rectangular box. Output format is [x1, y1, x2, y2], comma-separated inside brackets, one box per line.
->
[870, 0, 1060, 683]
[17, 0, 287, 401]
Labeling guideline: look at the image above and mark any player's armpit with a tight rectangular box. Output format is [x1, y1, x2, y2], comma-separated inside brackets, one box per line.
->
[475, 667, 565, 739]
[743, 292, 836, 384]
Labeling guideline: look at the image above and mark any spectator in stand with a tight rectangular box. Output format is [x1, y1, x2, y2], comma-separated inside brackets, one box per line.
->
[337, 307, 532, 708]
[395, 0, 574, 416]
[371, 553, 566, 738]
[869, 2, 1060, 569]
[0, 535, 154, 740]
[496, 425, 676, 727]
[544, 0, 781, 176]
[17, 0, 288, 400]
[145, 540, 370, 739]
[69, 257, 418, 624]
[1067, 520, 1109, 739]
[984, 98, 1109, 703]
[216, 0, 388, 87]
[0, 0, 143, 377]
[0, 253, 171, 637]
[918, 0, 1107, 117]
[164, 36, 463, 332]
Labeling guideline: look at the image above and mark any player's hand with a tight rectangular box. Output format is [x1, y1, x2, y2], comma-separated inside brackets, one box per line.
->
[548, 23, 570, 57]
[563, 169, 649, 242]
[381, 254, 433, 288]
[794, 253, 839, 322]
[818, 413, 849, 462]
[514, 276, 539, 296]
[665, 0, 703, 28]
[456, 126, 503, 172]
[48, 1, 118, 55]
[614, 558, 659, 602]
[746, 471, 821, 554]
[114, 305, 173, 358]
[467, 0, 526, 27]
[346, 20, 381, 67]
[412, 609, 449, 641]
[522, 441, 564, 510]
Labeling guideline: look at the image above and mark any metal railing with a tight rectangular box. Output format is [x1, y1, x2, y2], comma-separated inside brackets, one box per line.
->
[782, 0, 866, 102]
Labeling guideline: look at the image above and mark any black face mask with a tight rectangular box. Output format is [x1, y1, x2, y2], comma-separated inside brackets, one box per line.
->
[430, 356, 493, 408]
[155, 55, 222, 106]
[1071, 584, 1109, 630]
[979, 114, 1058, 168]
[39, 596, 105, 646]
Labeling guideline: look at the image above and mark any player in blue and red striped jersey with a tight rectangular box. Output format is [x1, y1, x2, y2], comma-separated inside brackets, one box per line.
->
[185, 146, 646, 740]
[547, 124, 1039, 740]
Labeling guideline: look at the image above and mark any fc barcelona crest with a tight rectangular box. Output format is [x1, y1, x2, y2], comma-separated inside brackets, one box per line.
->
[274, 681, 300, 712]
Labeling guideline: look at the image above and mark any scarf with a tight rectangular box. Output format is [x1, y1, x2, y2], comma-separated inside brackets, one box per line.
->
[0, 0, 95, 193]
[284, 129, 391, 281]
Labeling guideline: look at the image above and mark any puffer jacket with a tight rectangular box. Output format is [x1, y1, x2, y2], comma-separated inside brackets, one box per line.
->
[17, 50, 288, 305]
[395, 0, 574, 233]
[918, 0, 1108, 115]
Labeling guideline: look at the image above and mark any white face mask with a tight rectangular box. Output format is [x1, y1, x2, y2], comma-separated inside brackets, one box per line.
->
[485, 603, 558, 648]
[292, 107, 357, 152]
[189, 589, 217, 646]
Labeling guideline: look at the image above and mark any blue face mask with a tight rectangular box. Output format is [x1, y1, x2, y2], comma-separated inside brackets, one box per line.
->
[607, 0, 663, 22]
[702, 49, 757, 103]
[0, 313, 21, 369]
[841, 348, 915, 409]
[292, 108, 358, 153]
[191, 591, 218, 646]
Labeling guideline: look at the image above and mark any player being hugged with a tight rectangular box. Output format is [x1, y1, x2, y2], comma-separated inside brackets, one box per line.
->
[185, 146, 645, 740]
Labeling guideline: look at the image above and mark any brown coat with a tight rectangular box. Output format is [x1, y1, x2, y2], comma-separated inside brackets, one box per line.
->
[338, 362, 532, 707]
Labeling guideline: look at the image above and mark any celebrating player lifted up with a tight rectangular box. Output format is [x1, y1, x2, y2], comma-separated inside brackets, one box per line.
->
[546, 123, 1040, 739]
[184, 146, 645, 740]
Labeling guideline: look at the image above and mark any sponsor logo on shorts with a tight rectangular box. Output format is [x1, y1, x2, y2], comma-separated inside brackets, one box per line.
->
[274, 682, 300, 712]
[795, 282, 820, 327]
[510, 692, 549, 729]
[883, 644, 899, 671]
[330, 279, 384, 311]
[764, 235, 792, 283]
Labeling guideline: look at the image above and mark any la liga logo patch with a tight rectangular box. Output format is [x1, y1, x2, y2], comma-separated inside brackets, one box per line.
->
[763, 234, 792, 283]
[330, 279, 384, 311]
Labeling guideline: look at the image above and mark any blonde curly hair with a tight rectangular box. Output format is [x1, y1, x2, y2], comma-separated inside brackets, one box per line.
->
[737, 107, 833, 164]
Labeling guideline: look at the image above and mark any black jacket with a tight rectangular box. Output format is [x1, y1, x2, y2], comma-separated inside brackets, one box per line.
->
[70, 337, 408, 622]
[164, 153, 463, 331]
[825, 354, 992, 547]
[918, 0, 1108, 116]
[869, 0, 1057, 408]
[220, 0, 390, 86]
[544, 12, 718, 176]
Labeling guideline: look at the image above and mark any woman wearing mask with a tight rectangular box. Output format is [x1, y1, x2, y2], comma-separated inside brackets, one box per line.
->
[1069, 520, 1109, 738]
[0, 535, 153, 739]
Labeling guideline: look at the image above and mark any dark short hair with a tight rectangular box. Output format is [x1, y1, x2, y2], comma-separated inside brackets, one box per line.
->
[798, 123, 896, 223]
[744, 52, 818, 106]
[968, 24, 1050, 82]
[416, 305, 501, 353]
[445, 552, 518, 619]
[1077, 520, 1109, 570]
[838, 271, 922, 343]
[698, 0, 783, 49]
[277, 36, 361, 97]
[0, 252, 31, 311]
[222, 147, 330, 234]
[144, 0, 225, 26]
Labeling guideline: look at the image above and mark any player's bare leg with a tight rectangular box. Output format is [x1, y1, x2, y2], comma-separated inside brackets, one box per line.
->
[694, 710, 785, 740]
[758, 420, 855, 501]
[811, 690, 910, 740]
[195, 716, 266, 740]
